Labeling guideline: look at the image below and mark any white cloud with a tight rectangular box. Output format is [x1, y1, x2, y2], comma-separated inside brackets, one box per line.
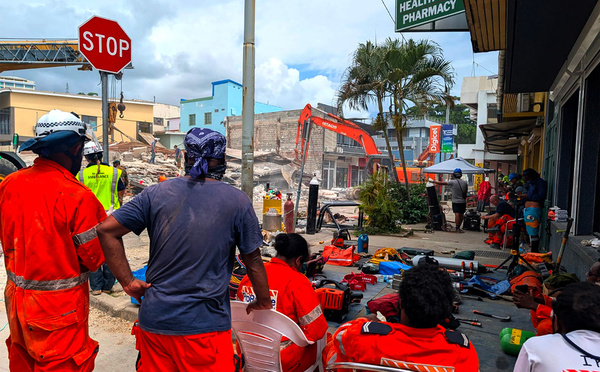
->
[255, 58, 337, 110]
[0, 0, 499, 116]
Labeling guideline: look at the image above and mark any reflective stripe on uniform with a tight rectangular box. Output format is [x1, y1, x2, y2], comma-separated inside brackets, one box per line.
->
[336, 329, 347, 357]
[381, 358, 455, 372]
[72, 226, 98, 246]
[299, 304, 323, 326]
[77, 170, 84, 182]
[110, 167, 118, 209]
[7, 271, 89, 291]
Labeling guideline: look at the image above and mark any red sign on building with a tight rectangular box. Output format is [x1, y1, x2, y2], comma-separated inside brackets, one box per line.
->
[429, 125, 441, 153]
[78, 16, 131, 74]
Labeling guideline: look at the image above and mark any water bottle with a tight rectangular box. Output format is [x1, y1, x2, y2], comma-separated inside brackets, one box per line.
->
[357, 234, 369, 253]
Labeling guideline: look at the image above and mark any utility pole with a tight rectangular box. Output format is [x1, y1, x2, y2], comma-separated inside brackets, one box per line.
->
[241, 0, 255, 199]
[101, 71, 109, 164]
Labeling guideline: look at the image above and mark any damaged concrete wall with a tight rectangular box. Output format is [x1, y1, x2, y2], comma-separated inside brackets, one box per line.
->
[226, 109, 325, 177]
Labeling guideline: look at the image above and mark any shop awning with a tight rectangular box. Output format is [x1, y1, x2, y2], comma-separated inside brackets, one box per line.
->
[479, 119, 536, 154]
[504, 0, 597, 93]
[463, 0, 506, 52]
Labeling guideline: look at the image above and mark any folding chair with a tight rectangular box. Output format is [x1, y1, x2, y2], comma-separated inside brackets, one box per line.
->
[231, 300, 326, 372]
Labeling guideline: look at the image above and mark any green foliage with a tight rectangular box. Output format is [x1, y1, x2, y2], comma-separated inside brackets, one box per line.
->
[359, 175, 429, 233]
[390, 181, 429, 224]
[358, 172, 402, 234]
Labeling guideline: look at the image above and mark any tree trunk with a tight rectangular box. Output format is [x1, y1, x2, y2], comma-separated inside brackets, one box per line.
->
[392, 94, 410, 197]
[377, 95, 399, 183]
[395, 126, 411, 194]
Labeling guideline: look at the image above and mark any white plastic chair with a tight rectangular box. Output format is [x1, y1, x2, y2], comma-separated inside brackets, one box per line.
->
[231, 300, 326, 372]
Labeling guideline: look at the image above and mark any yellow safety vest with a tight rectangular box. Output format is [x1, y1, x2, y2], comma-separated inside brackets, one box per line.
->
[78, 164, 122, 211]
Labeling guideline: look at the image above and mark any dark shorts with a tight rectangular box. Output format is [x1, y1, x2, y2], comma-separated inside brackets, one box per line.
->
[452, 202, 466, 214]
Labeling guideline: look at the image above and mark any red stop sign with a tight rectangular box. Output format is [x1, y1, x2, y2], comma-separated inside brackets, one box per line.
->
[78, 16, 131, 74]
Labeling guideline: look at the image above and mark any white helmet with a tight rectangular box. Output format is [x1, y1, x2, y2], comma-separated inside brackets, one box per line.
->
[35, 110, 88, 138]
[83, 141, 103, 156]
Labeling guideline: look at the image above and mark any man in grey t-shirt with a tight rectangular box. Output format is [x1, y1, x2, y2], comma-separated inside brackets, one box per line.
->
[433, 168, 468, 232]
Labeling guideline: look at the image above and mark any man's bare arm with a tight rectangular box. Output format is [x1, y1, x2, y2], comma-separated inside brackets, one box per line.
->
[240, 248, 272, 313]
[97, 215, 150, 302]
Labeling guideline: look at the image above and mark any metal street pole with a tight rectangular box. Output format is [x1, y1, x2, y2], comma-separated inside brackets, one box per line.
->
[241, 0, 255, 199]
[101, 71, 109, 163]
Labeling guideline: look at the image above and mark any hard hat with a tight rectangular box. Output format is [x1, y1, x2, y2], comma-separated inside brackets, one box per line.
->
[83, 141, 103, 156]
[453, 168, 462, 175]
[19, 109, 100, 153]
[508, 173, 518, 181]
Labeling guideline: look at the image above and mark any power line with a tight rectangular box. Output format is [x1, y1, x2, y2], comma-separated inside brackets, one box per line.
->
[380, 0, 395, 25]
[473, 60, 496, 75]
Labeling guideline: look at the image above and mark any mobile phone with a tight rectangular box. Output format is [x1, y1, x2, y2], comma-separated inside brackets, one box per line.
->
[515, 284, 529, 293]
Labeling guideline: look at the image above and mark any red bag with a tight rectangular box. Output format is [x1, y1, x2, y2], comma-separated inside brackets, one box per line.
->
[367, 293, 400, 319]
[322, 245, 360, 266]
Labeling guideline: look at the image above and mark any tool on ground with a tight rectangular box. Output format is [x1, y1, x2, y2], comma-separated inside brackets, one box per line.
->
[458, 320, 482, 327]
[460, 294, 483, 301]
[554, 217, 573, 273]
[455, 317, 480, 322]
[412, 255, 482, 274]
[469, 286, 514, 301]
[314, 279, 363, 322]
[473, 310, 511, 322]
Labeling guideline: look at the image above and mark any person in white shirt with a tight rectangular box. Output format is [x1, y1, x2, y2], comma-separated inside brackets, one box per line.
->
[514, 282, 600, 371]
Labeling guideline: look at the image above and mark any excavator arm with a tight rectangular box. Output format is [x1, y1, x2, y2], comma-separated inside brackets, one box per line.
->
[295, 104, 381, 160]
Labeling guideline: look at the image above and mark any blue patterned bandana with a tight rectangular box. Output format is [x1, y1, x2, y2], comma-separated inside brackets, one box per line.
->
[184, 128, 226, 179]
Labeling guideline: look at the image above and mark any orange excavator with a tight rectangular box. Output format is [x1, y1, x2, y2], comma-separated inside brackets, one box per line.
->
[294, 104, 432, 185]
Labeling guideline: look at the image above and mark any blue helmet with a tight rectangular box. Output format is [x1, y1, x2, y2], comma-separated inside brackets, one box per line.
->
[508, 172, 518, 181]
[453, 168, 462, 177]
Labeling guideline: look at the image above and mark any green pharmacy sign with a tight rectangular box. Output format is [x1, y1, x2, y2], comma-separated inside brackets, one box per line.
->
[396, 0, 465, 32]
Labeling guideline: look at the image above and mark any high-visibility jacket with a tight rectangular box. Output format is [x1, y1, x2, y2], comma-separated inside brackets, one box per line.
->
[237, 257, 328, 372]
[0, 157, 107, 370]
[324, 318, 479, 372]
[78, 163, 122, 211]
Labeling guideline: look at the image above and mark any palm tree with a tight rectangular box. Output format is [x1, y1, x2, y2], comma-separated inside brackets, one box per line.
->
[383, 38, 455, 193]
[337, 41, 399, 183]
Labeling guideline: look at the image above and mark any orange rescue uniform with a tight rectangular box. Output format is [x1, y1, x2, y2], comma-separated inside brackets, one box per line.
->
[324, 318, 479, 372]
[0, 157, 106, 372]
[237, 257, 328, 372]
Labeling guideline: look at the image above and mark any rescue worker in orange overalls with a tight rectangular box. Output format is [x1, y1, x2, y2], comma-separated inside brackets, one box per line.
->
[481, 194, 516, 249]
[323, 264, 479, 372]
[0, 110, 107, 371]
[237, 233, 328, 372]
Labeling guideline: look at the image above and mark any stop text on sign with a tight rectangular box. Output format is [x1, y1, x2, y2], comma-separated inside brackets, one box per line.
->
[81, 32, 130, 58]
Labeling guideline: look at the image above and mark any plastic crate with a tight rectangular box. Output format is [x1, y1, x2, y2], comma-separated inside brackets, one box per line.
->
[130, 265, 147, 305]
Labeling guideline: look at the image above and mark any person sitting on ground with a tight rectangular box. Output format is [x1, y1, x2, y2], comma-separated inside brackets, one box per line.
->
[513, 282, 600, 371]
[514, 261, 600, 336]
[237, 233, 328, 372]
[482, 195, 516, 249]
[432, 168, 469, 233]
[322, 264, 479, 372]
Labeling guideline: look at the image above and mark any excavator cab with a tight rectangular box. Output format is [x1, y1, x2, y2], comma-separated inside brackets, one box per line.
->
[365, 155, 393, 176]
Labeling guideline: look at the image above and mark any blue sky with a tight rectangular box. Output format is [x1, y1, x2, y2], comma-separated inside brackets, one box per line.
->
[0, 0, 498, 119]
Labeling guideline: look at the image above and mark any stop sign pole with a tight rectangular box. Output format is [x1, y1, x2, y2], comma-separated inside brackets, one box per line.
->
[78, 16, 131, 163]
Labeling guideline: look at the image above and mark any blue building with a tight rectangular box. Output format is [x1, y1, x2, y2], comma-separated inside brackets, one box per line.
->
[180, 79, 281, 135]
